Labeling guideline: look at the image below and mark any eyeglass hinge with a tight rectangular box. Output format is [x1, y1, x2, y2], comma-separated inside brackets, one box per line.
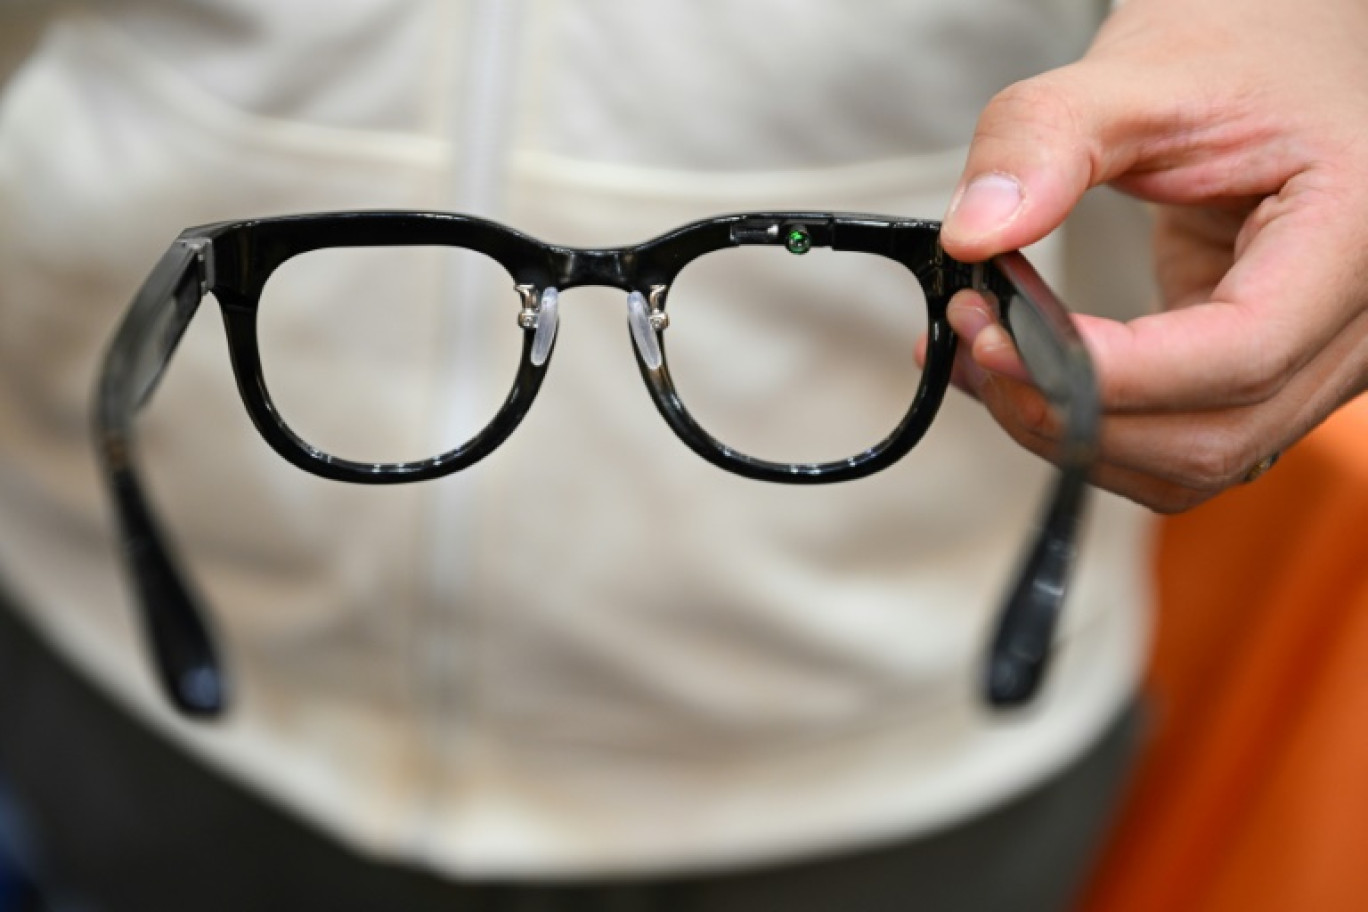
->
[180, 238, 215, 295]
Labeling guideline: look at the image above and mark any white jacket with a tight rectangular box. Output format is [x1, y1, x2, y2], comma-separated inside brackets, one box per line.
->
[0, 0, 1152, 877]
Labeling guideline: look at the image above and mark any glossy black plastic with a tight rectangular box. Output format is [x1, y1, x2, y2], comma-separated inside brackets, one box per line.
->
[93, 211, 1099, 718]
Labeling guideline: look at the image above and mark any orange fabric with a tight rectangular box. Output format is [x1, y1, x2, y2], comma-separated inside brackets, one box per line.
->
[1078, 396, 1368, 912]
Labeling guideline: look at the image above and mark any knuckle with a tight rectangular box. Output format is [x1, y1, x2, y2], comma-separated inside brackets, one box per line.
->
[1015, 391, 1058, 438]
[1235, 195, 1284, 255]
[986, 78, 1069, 124]
[1226, 343, 1294, 404]
[1177, 425, 1257, 491]
[1100, 368, 1148, 413]
[978, 76, 1088, 151]
[987, 375, 1057, 438]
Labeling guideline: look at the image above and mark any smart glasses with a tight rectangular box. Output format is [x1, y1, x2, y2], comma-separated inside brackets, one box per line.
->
[94, 210, 1099, 718]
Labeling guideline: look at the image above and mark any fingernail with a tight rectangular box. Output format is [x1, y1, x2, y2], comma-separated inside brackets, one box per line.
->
[974, 323, 1029, 381]
[976, 323, 1015, 358]
[947, 296, 994, 342]
[946, 173, 1024, 241]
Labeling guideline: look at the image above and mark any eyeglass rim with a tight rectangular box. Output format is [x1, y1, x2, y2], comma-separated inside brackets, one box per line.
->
[192, 210, 1031, 485]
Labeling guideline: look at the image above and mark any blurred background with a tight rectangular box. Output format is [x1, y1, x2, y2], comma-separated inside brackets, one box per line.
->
[2, 3, 1367, 911]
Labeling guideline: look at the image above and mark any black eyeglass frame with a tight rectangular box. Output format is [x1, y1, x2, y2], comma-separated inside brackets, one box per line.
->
[94, 210, 1099, 719]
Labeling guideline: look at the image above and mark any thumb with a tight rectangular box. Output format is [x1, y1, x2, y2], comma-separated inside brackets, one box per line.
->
[941, 67, 1139, 261]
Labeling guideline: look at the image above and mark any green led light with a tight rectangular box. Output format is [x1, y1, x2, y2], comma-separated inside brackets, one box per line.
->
[785, 226, 812, 255]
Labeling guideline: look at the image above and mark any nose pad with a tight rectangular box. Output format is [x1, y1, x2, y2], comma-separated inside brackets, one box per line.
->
[627, 291, 663, 370]
[531, 287, 559, 366]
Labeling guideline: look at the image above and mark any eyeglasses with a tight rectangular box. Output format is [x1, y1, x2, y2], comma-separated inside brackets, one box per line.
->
[94, 210, 1099, 719]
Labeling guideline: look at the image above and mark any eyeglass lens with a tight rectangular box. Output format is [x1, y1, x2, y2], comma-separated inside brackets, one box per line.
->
[258, 240, 931, 469]
[256, 245, 525, 465]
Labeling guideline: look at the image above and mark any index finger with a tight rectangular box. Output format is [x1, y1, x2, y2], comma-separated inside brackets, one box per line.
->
[1081, 199, 1362, 413]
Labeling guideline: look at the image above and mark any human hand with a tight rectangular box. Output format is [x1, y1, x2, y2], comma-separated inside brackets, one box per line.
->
[933, 0, 1368, 513]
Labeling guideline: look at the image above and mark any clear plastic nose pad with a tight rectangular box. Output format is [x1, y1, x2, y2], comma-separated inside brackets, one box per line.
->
[627, 290, 664, 370]
[530, 287, 559, 366]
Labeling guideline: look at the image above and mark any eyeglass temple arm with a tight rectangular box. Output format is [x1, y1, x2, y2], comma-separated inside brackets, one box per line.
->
[94, 236, 227, 717]
[985, 468, 1089, 706]
[978, 253, 1099, 707]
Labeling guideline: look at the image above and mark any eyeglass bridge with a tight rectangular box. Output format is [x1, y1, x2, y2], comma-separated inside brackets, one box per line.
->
[517, 282, 670, 370]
